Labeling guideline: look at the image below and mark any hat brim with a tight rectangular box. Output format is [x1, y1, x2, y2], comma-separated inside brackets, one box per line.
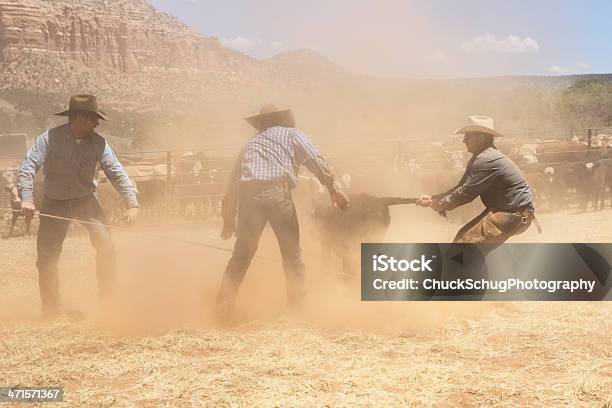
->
[245, 109, 294, 131]
[453, 124, 503, 138]
[54, 109, 107, 121]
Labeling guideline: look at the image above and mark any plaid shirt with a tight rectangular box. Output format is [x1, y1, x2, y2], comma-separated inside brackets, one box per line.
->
[230, 126, 334, 189]
[222, 126, 335, 222]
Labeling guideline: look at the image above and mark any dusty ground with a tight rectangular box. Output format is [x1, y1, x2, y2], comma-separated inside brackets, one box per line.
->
[1, 206, 611, 407]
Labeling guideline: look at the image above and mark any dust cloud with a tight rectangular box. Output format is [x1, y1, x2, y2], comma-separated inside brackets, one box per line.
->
[20, 204, 492, 336]
[0, 43, 573, 337]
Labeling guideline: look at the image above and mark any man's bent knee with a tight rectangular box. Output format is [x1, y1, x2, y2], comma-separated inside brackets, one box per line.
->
[233, 239, 259, 261]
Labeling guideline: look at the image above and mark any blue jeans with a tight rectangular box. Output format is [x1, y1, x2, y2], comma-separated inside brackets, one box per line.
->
[36, 194, 115, 313]
[217, 184, 305, 305]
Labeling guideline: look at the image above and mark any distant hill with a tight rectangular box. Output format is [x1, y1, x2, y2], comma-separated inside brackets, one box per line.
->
[0, 0, 610, 146]
[264, 49, 347, 74]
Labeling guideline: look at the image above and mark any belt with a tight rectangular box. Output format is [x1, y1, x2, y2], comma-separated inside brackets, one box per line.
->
[514, 205, 542, 234]
[239, 179, 289, 194]
[241, 179, 286, 187]
[489, 205, 533, 216]
[515, 205, 534, 217]
[490, 205, 541, 233]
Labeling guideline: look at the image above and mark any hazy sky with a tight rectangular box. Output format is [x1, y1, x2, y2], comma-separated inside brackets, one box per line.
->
[148, 0, 612, 78]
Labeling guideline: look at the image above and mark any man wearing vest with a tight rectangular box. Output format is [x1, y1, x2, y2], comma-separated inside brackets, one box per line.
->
[417, 116, 537, 245]
[18, 94, 139, 318]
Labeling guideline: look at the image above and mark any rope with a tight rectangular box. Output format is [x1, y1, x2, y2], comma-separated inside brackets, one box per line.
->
[0, 207, 242, 255]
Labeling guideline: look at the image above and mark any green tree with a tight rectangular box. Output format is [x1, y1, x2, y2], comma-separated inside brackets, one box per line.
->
[555, 79, 612, 128]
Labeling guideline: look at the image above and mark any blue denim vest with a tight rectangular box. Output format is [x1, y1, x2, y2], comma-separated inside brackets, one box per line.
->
[43, 125, 106, 200]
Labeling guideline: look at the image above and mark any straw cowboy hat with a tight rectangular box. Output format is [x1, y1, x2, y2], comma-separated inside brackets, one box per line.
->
[454, 116, 504, 138]
[245, 104, 295, 131]
[54, 94, 108, 121]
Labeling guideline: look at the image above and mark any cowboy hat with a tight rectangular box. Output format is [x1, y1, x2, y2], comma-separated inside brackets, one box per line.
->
[454, 116, 503, 138]
[245, 104, 295, 131]
[54, 94, 108, 121]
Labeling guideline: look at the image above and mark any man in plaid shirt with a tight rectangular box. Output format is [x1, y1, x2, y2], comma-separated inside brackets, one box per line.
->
[217, 105, 349, 315]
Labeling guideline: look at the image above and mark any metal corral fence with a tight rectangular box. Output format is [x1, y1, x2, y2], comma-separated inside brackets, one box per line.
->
[2, 125, 612, 222]
[105, 148, 240, 220]
[109, 125, 612, 215]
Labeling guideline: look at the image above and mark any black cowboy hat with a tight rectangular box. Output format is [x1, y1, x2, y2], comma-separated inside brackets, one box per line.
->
[245, 104, 295, 131]
[54, 94, 108, 121]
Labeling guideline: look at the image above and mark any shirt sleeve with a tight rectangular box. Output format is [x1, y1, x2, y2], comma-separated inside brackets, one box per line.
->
[431, 181, 462, 200]
[292, 129, 335, 190]
[438, 160, 498, 211]
[221, 150, 243, 224]
[99, 141, 139, 208]
[17, 131, 49, 203]
[431, 158, 474, 200]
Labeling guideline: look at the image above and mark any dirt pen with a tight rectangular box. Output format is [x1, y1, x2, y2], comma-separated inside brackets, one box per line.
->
[1, 128, 612, 406]
[1, 201, 611, 406]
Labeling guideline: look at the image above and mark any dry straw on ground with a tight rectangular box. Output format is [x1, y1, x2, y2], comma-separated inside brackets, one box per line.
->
[1, 208, 611, 407]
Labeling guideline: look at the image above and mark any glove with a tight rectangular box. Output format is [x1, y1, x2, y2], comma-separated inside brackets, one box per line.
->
[430, 199, 447, 217]
[416, 194, 432, 207]
[221, 220, 236, 240]
[123, 207, 139, 226]
[330, 189, 350, 211]
[21, 201, 35, 216]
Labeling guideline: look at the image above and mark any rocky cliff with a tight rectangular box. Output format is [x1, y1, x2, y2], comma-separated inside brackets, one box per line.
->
[0, 0, 268, 113]
[0, 0, 251, 72]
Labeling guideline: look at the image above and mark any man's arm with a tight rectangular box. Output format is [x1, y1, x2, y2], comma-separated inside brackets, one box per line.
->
[220, 151, 243, 239]
[431, 157, 475, 199]
[99, 141, 139, 208]
[436, 162, 498, 211]
[431, 182, 461, 200]
[292, 129, 335, 190]
[292, 129, 349, 210]
[222, 152, 242, 220]
[18, 131, 49, 204]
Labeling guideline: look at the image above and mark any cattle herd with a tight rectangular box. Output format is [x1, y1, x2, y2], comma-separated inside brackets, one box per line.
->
[391, 136, 612, 213]
[520, 141, 612, 211]
[0, 150, 235, 236]
[96, 150, 234, 224]
[2, 135, 612, 238]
